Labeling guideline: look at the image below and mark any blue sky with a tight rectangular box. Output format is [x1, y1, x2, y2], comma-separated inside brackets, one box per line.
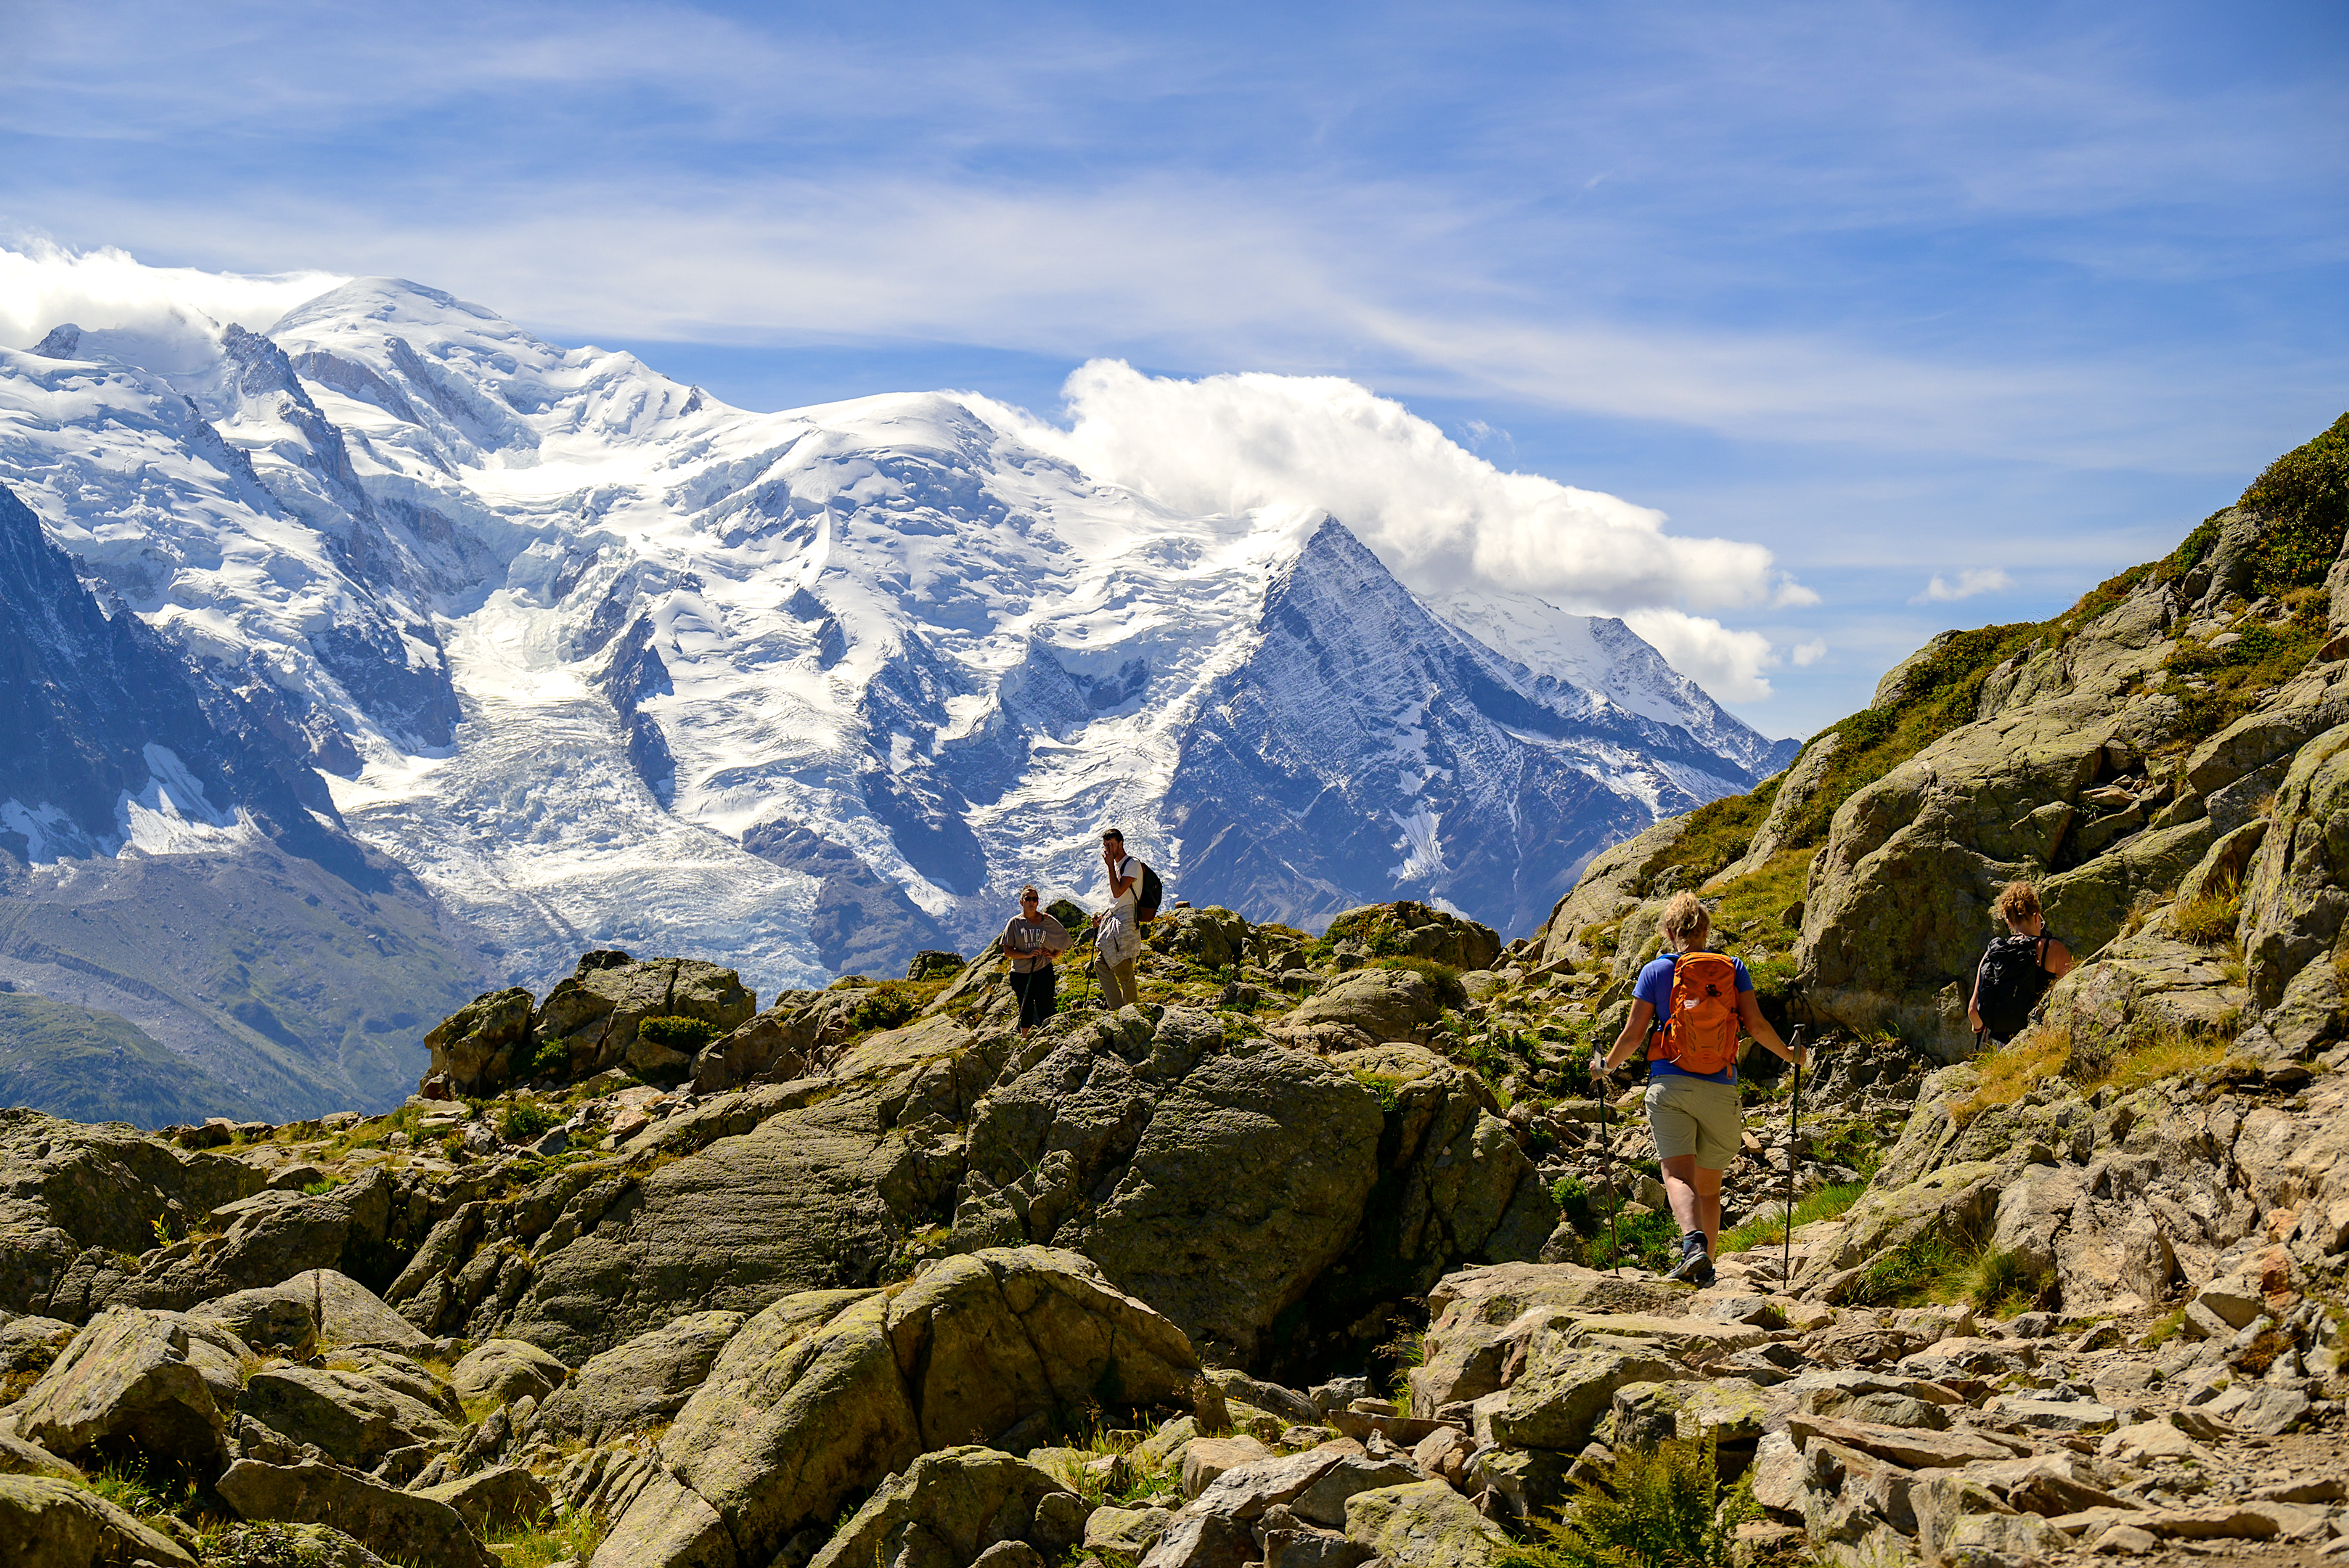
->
[1, 0, 2344, 737]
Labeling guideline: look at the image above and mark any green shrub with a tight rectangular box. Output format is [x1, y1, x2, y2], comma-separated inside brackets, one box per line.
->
[845, 986, 922, 1037]
[1353, 1069, 1407, 1112]
[520, 1033, 572, 1082]
[637, 1015, 720, 1053]
[499, 1101, 560, 1141]
[1046, 897, 1087, 931]
[1498, 1437, 1749, 1568]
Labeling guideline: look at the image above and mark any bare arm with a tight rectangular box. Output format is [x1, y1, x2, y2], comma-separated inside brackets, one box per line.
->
[1600, 999, 1656, 1073]
[1737, 990, 1805, 1066]
[2043, 938, 2074, 979]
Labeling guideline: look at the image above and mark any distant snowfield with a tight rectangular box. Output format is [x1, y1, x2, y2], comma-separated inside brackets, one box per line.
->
[0, 272, 1794, 990]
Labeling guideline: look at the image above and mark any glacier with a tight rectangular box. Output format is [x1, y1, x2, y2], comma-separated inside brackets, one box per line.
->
[0, 274, 1796, 1087]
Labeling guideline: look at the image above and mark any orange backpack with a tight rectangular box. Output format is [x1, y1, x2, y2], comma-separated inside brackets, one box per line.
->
[1649, 951, 1742, 1076]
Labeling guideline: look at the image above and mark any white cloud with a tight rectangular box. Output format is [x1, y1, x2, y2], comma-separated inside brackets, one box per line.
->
[994, 359, 1810, 616]
[1792, 637, 1828, 666]
[0, 240, 343, 351]
[1913, 568, 2015, 603]
[1622, 611, 1781, 703]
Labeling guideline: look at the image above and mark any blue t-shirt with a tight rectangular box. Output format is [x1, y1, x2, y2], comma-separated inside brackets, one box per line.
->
[1633, 951, 1754, 1085]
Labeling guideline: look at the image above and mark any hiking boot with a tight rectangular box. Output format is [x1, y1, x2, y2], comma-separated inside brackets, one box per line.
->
[1664, 1231, 1715, 1287]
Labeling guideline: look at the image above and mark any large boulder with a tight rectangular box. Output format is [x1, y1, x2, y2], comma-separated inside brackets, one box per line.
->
[447, 1339, 568, 1405]
[9, 1307, 245, 1474]
[534, 1310, 745, 1444]
[1408, 1262, 1686, 1417]
[216, 1459, 492, 1568]
[1325, 904, 1503, 973]
[0, 1472, 197, 1568]
[1471, 1334, 1688, 1452]
[0, 1110, 261, 1321]
[394, 1006, 1564, 1381]
[2239, 722, 2349, 1010]
[597, 1248, 1200, 1568]
[529, 955, 757, 1087]
[92, 1171, 398, 1318]
[233, 1365, 459, 1471]
[189, 1270, 431, 1358]
[954, 1013, 1383, 1365]
[422, 989, 534, 1098]
[803, 1446, 1085, 1568]
[1343, 1481, 1511, 1568]
[1278, 969, 1444, 1050]
[1321, 1047, 1558, 1314]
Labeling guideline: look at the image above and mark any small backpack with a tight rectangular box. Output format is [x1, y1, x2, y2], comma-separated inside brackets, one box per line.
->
[1133, 861, 1164, 923]
[1975, 933, 2054, 1042]
[1650, 951, 1742, 1076]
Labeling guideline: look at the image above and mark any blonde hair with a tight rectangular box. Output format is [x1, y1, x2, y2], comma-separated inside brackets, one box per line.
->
[1661, 891, 1710, 946]
[1991, 881, 2041, 926]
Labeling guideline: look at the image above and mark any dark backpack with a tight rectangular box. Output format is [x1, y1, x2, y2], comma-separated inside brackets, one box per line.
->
[1134, 861, 1164, 923]
[1975, 933, 2054, 1042]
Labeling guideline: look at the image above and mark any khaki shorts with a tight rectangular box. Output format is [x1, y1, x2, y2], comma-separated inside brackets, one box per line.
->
[1645, 1073, 1741, 1170]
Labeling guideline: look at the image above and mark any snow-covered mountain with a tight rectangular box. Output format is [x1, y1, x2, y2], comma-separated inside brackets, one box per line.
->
[0, 275, 1794, 1114]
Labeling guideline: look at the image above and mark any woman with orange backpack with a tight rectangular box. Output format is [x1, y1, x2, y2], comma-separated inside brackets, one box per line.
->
[1592, 891, 1807, 1286]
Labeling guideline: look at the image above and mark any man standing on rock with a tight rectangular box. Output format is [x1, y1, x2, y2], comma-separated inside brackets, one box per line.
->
[1593, 891, 1807, 1286]
[1091, 830, 1144, 1010]
[1003, 886, 1071, 1033]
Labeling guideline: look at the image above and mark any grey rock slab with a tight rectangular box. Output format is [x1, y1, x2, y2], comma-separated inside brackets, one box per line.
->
[414, 1463, 556, 1534]
[191, 1270, 431, 1357]
[806, 1446, 1079, 1568]
[534, 1309, 744, 1444]
[1087, 1505, 1175, 1556]
[447, 1338, 568, 1405]
[1787, 1413, 2016, 1469]
[1342, 1481, 1512, 1568]
[216, 1458, 493, 1568]
[618, 1247, 1198, 1568]
[9, 1307, 240, 1471]
[0, 1471, 197, 1568]
[233, 1365, 458, 1470]
[1182, 1437, 1275, 1498]
[205, 1522, 392, 1568]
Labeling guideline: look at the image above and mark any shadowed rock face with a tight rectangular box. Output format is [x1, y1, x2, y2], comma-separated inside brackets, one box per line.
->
[386, 1005, 1555, 1376]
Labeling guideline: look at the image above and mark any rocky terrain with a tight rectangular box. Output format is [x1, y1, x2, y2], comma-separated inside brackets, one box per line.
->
[4, 418, 2348, 1568]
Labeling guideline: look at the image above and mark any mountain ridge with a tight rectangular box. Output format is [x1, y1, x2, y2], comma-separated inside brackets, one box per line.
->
[0, 272, 1792, 1122]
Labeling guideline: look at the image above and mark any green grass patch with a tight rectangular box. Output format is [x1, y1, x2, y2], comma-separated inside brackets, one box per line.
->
[498, 1101, 561, 1141]
[2139, 1306, 2189, 1349]
[1352, 1069, 1408, 1113]
[1848, 1232, 2045, 1315]
[1850, 1230, 1973, 1307]
[487, 1506, 607, 1568]
[2172, 870, 2244, 944]
[1498, 1437, 1752, 1568]
[2162, 596, 2329, 743]
[637, 1015, 720, 1053]
[1643, 776, 1786, 886]
[1545, 1174, 1680, 1272]
[2238, 412, 2349, 598]
[1716, 1177, 1869, 1256]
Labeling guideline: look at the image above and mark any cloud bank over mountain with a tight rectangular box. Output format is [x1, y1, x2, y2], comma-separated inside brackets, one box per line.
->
[994, 360, 1813, 696]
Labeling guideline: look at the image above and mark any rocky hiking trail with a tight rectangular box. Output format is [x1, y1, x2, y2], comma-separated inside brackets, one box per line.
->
[4, 415, 2349, 1568]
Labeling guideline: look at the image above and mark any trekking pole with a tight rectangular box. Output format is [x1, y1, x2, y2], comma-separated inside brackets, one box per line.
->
[1782, 1026, 1805, 1290]
[1593, 1061, 1624, 1277]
